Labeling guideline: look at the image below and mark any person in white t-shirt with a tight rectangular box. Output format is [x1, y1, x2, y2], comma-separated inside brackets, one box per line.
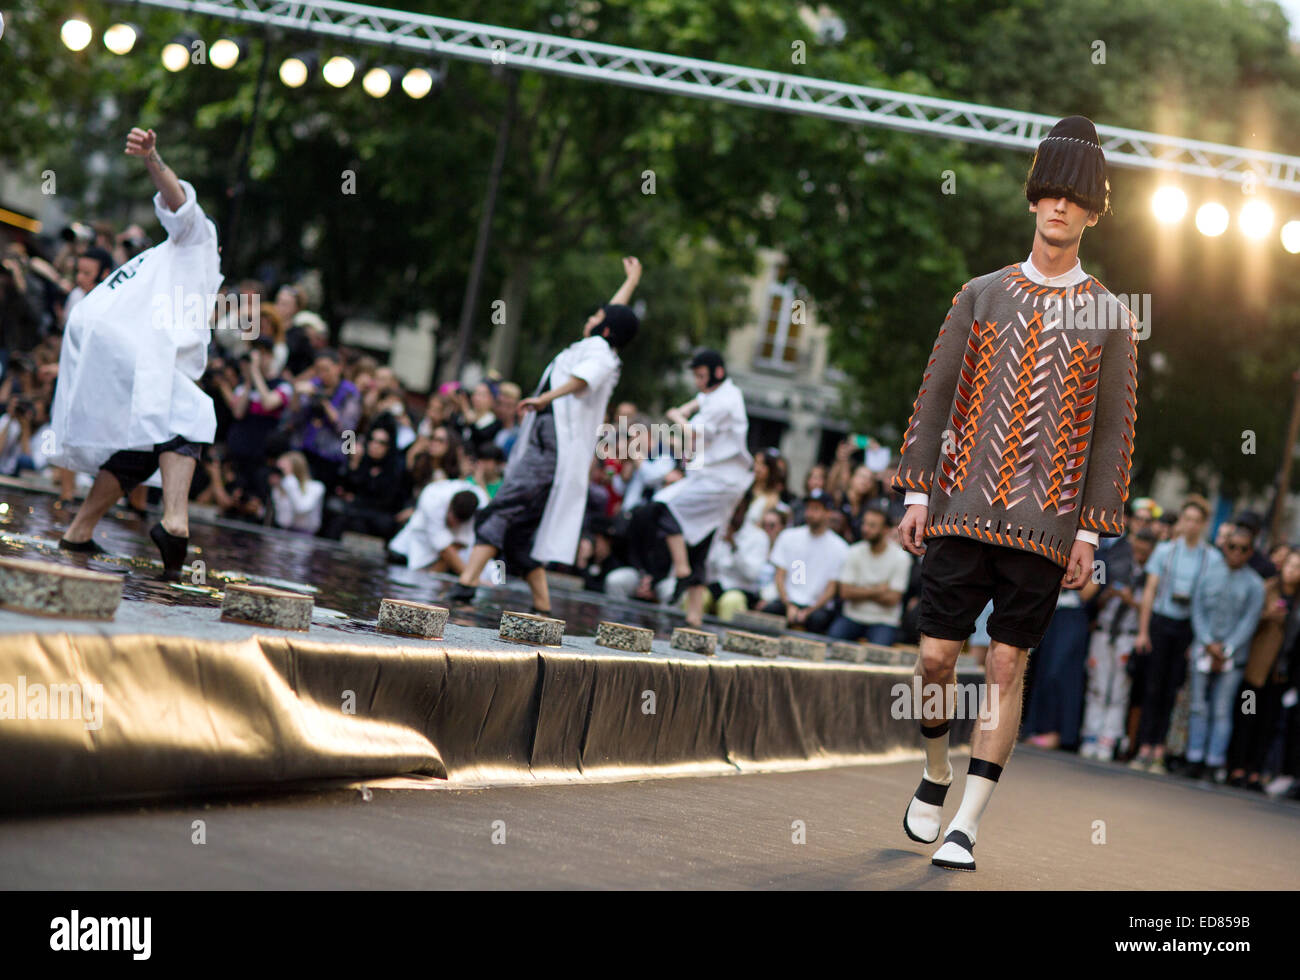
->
[828, 504, 914, 646]
[758, 489, 849, 634]
[53, 128, 221, 580]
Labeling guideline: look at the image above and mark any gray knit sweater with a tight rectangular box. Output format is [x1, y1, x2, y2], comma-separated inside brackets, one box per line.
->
[890, 262, 1139, 567]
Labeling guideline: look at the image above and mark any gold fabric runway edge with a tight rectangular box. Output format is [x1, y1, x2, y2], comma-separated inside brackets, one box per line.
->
[0, 630, 979, 810]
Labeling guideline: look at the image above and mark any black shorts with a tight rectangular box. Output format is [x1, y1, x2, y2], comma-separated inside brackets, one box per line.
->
[102, 437, 204, 493]
[916, 535, 1065, 650]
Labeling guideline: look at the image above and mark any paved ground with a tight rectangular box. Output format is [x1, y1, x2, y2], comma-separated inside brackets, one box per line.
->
[3, 747, 1296, 889]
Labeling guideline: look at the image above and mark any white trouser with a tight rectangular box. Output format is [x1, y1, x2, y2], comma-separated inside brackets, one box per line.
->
[1082, 629, 1133, 744]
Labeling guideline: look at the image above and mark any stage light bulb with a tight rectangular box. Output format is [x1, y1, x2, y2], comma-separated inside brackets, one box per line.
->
[363, 67, 393, 98]
[104, 23, 137, 55]
[1238, 199, 1274, 240]
[322, 55, 355, 88]
[61, 18, 93, 51]
[211, 38, 241, 69]
[402, 67, 433, 99]
[1150, 186, 1187, 224]
[1281, 221, 1300, 254]
[280, 56, 309, 88]
[1195, 202, 1229, 237]
[161, 42, 191, 72]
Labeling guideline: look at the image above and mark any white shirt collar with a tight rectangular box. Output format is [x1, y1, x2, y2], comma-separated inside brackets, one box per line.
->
[1022, 254, 1089, 287]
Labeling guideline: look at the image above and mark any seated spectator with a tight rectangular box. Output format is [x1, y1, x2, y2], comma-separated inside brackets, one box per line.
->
[321, 417, 407, 540]
[216, 337, 292, 509]
[836, 465, 885, 543]
[754, 505, 790, 606]
[1181, 525, 1266, 782]
[1229, 550, 1300, 790]
[288, 349, 361, 491]
[494, 382, 522, 456]
[0, 394, 53, 476]
[456, 379, 502, 454]
[269, 451, 326, 534]
[405, 422, 462, 482]
[827, 504, 912, 645]
[388, 479, 487, 573]
[702, 496, 772, 621]
[757, 489, 848, 633]
[285, 310, 329, 379]
[466, 443, 505, 498]
[744, 448, 790, 527]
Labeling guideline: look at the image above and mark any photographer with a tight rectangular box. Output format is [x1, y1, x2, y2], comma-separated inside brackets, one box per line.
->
[288, 348, 360, 492]
[0, 393, 53, 476]
[319, 416, 406, 540]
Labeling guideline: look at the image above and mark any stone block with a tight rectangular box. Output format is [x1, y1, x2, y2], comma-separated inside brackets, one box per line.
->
[377, 599, 448, 639]
[670, 628, 717, 656]
[0, 557, 122, 621]
[499, 610, 564, 647]
[781, 635, 827, 662]
[221, 583, 313, 631]
[595, 621, 654, 653]
[723, 629, 782, 658]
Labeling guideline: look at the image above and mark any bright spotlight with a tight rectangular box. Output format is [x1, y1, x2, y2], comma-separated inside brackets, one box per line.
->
[1281, 221, 1300, 254]
[322, 55, 355, 88]
[161, 39, 192, 72]
[280, 56, 309, 88]
[61, 18, 93, 51]
[1150, 186, 1187, 224]
[402, 67, 433, 99]
[1238, 199, 1274, 240]
[103, 23, 138, 55]
[363, 67, 397, 98]
[1195, 202, 1229, 237]
[211, 38, 245, 70]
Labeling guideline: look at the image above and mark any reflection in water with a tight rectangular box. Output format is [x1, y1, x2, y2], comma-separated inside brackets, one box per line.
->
[0, 488, 683, 638]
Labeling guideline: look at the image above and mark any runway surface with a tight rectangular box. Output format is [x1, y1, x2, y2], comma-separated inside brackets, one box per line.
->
[4, 747, 1297, 889]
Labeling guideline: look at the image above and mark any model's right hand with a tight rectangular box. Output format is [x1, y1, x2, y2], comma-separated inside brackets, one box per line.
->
[898, 503, 928, 556]
[125, 127, 157, 158]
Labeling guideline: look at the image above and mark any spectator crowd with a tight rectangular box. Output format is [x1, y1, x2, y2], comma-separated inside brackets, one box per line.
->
[3, 215, 1299, 804]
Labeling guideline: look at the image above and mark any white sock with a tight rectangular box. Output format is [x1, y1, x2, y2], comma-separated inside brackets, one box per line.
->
[905, 722, 953, 842]
[947, 759, 1003, 844]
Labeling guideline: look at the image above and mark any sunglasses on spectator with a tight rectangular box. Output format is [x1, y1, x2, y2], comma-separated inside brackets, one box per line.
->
[1224, 543, 1251, 552]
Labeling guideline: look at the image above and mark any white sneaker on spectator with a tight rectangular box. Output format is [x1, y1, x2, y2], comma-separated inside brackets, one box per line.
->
[1265, 775, 1295, 798]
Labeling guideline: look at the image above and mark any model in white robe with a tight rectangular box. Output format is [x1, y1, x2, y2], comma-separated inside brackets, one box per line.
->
[50, 179, 220, 475]
[504, 334, 621, 565]
[389, 479, 490, 570]
[655, 377, 754, 546]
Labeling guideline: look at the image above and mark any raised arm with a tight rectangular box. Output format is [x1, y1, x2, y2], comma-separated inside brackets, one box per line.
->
[125, 128, 186, 212]
[607, 256, 642, 306]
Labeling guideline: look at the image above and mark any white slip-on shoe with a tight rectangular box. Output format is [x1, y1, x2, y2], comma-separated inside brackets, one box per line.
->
[931, 829, 976, 871]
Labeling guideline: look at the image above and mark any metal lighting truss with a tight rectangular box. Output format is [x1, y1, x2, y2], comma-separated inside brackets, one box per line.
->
[105, 0, 1300, 194]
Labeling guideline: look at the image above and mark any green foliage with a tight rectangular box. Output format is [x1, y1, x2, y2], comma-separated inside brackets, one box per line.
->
[6, 0, 1300, 493]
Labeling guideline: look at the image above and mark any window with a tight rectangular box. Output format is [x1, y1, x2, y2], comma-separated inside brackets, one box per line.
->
[756, 273, 803, 371]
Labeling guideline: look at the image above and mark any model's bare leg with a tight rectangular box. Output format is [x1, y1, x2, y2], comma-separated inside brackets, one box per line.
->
[972, 641, 1030, 766]
[158, 451, 195, 537]
[525, 566, 550, 613]
[62, 470, 125, 544]
[457, 543, 499, 587]
[665, 533, 691, 579]
[685, 584, 706, 627]
[903, 635, 962, 844]
[931, 640, 1030, 871]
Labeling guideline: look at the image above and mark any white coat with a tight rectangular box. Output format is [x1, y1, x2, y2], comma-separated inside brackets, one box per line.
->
[389, 479, 490, 570]
[51, 181, 221, 474]
[655, 377, 753, 545]
[507, 334, 621, 565]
